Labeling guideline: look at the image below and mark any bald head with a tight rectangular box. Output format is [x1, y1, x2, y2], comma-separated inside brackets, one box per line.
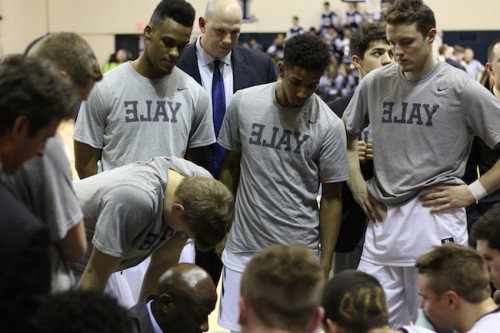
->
[199, 0, 242, 58]
[205, 0, 242, 21]
[158, 263, 214, 293]
[154, 264, 217, 333]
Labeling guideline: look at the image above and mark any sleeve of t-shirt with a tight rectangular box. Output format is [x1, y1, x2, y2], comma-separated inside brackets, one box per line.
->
[462, 80, 500, 149]
[343, 77, 370, 137]
[42, 138, 83, 241]
[73, 81, 108, 149]
[92, 185, 155, 258]
[217, 90, 242, 153]
[187, 86, 216, 148]
[319, 116, 349, 184]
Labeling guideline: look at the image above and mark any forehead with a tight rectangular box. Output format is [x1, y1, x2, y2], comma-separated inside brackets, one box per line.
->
[386, 22, 422, 40]
[492, 43, 500, 60]
[366, 40, 390, 52]
[284, 65, 323, 82]
[153, 17, 192, 41]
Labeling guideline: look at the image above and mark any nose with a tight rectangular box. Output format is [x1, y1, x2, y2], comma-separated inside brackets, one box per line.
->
[296, 87, 308, 99]
[222, 33, 232, 45]
[382, 52, 393, 65]
[169, 47, 180, 59]
[200, 319, 209, 332]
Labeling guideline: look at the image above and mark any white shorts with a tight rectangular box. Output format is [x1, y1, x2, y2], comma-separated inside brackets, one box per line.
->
[218, 250, 253, 332]
[358, 260, 420, 328]
[362, 194, 468, 265]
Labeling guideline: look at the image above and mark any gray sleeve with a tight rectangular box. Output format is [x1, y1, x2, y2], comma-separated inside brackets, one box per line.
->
[319, 117, 349, 184]
[187, 86, 216, 148]
[344, 78, 370, 136]
[462, 80, 500, 149]
[217, 90, 242, 152]
[73, 82, 108, 148]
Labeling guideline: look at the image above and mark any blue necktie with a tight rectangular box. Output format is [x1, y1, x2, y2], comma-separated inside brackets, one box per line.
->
[211, 60, 226, 176]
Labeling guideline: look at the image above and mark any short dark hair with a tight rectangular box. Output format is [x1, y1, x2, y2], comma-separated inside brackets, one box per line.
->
[149, 0, 195, 28]
[0, 55, 76, 136]
[37, 290, 131, 333]
[322, 270, 389, 332]
[385, 0, 436, 37]
[487, 39, 500, 63]
[471, 202, 500, 252]
[416, 243, 491, 304]
[283, 34, 331, 72]
[350, 23, 388, 59]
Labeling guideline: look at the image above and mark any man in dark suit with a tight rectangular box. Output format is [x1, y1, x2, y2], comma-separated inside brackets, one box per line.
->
[129, 263, 216, 333]
[176, 0, 277, 284]
[0, 55, 77, 332]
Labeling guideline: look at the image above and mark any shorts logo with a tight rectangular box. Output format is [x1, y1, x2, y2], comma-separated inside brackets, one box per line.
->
[441, 237, 455, 244]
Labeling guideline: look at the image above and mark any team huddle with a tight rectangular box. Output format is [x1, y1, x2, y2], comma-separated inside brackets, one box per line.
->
[1, 0, 500, 332]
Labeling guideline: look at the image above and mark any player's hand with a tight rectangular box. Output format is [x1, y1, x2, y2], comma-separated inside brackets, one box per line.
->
[365, 139, 373, 161]
[419, 185, 476, 212]
[348, 178, 386, 222]
[357, 140, 367, 162]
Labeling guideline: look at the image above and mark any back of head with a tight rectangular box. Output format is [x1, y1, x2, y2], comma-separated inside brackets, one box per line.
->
[416, 243, 491, 304]
[471, 202, 500, 252]
[176, 176, 234, 251]
[149, 0, 195, 28]
[0, 55, 76, 136]
[350, 23, 387, 59]
[487, 39, 500, 63]
[240, 244, 323, 332]
[28, 32, 102, 88]
[385, 0, 436, 37]
[284, 34, 331, 72]
[37, 290, 131, 333]
[322, 270, 389, 333]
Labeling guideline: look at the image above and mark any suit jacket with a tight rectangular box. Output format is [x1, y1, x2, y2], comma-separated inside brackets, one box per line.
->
[177, 42, 278, 176]
[129, 301, 155, 333]
[0, 183, 51, 332]
[176, 43, 278, 94]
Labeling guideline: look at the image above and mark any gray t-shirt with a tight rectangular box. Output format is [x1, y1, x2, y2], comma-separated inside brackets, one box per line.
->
[218, 82, 349, 253]
[344, 61, 500, 205]
[1, 137, 83, 291]
[72, 156, 211, 274]
[73, 62, 215, 172]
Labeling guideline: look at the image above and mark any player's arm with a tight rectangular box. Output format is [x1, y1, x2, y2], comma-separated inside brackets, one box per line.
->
[319, 182, 343, 282]
[139, 237, 187, 301]
[77, 247, 121, 291]
[57, 220, 87, 263]
[219, 150, 241, 195]
[185, 146, 205, 167]
[420, 160, 500, 212]
[74, 141, 102, 179]
[346, 133, 385, 221]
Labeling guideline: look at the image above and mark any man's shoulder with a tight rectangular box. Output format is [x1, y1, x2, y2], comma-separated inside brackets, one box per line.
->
[233, 45, 273, 64]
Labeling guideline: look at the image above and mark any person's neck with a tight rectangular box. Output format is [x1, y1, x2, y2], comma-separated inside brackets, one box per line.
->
[457, 298, 498, 333]
[131, 54, 164, 79]
[162, 169, 184, 223]
[403, 55, 437, 81]
[493, 85, 500, 100]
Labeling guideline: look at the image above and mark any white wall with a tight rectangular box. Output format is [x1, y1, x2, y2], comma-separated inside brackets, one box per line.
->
[1, 0, 499, 66]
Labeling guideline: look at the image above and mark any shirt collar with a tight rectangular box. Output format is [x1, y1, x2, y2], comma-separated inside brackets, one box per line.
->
[195, 35, 232, 67]
[493, 85, 500, 101]
[147, 300, 165, 333]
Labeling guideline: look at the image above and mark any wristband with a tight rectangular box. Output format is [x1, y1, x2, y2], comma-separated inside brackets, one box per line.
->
[468, 180, 487, 201]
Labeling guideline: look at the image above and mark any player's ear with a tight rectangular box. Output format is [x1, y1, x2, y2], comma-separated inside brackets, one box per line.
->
[171, 202, 185, 215]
